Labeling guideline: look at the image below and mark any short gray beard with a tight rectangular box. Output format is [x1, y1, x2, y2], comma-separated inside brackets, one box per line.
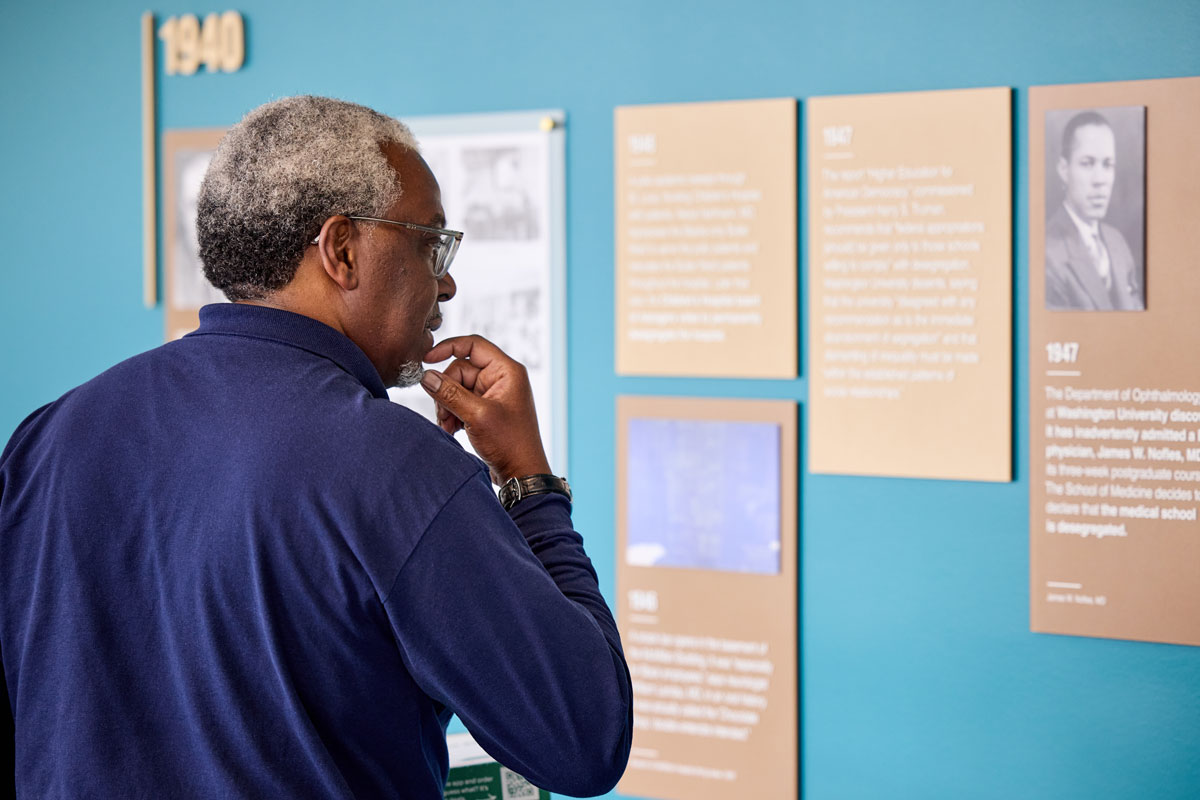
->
[393, 360, 425, 388]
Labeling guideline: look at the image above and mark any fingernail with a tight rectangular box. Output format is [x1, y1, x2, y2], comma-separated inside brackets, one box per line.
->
[421, 370, 442, 392]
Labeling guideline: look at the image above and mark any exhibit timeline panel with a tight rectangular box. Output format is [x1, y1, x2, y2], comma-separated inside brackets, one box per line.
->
[616, 396, 797, 800]
[1030, 77, 1200, 647]
[615, 99, 797, 378]
[807, 87, 1012, 481]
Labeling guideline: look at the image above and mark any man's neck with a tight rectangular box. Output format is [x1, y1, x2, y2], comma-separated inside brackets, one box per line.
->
[1063, 202, 1099, 236]
[236, 297, 346, 337]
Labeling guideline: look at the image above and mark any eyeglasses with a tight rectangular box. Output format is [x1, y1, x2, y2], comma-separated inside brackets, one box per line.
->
[311, 216, 463, 279]
[351, 216, 463, 279]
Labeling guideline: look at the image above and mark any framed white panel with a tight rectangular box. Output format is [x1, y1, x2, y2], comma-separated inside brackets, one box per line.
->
[388, 110, 568, 473]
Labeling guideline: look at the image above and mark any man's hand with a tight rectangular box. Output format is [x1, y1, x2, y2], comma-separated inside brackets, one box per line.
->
[421, 335, 551, 485]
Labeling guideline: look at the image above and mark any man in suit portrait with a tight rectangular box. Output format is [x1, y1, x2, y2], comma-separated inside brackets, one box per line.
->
[1045, 110, 1145, 311]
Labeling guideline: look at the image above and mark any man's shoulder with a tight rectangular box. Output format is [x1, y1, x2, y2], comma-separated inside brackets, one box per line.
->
[356, 398, 483, 471]
[3, 344, 168, 449]
[290, 392, 489, 520]
[1099, 220, 1129, 239]
[1045, 207, 1077, 248]
[1, 402, 54, 468]
[1100, 221, 1134, 260]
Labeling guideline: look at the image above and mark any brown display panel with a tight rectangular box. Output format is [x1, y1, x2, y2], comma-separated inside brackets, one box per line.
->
[615, 99, 797, 378]
[616, 396, 797, 800]
[1030, 77, 1200, 647]
[807, 87, 1012, 481]
[163, 128, 227, 341]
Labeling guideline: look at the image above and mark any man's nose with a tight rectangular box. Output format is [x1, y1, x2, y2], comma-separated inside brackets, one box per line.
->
[438, 271, 457, 302]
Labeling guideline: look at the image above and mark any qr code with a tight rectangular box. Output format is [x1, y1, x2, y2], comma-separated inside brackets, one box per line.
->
[499, 766, 540, 800]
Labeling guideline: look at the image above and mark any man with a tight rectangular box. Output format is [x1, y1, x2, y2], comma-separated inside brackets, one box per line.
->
[0, 96, 631, 797]
[1045, 110, 1144, 311]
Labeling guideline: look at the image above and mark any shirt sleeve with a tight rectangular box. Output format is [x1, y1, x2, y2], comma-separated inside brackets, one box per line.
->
[382, 470, 632, 797]
[0, 403, 51, 467]
[0, 407, 46, 794]
[1, 642, 11, 796]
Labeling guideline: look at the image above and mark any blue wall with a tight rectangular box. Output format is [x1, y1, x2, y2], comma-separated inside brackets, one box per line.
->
[2, 1, 1199, 797]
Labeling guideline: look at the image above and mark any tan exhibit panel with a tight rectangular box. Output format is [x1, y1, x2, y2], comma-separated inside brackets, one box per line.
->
[163, 128, 228, 341]
[615, 99, 797, 378]
[807, 87, 1012, 481]
[1030, 76, 1200, 647]
[616, 396, 797, 800]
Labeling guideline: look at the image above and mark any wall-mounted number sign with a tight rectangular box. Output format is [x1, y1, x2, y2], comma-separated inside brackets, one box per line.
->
[158, 11, 245, 75]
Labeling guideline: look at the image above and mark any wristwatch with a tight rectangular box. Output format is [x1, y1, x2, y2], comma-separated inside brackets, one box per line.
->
[499, 474, 572, 510]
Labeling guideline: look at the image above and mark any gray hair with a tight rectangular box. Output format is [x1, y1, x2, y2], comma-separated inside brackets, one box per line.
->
[197, 95, 420, 301]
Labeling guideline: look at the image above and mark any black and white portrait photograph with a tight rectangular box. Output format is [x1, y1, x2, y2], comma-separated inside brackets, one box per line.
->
[1044, 105, 1146, 311]
[170, 147, 226, 310]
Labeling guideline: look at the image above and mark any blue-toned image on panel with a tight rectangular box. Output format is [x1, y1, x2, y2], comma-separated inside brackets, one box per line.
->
[626, 418, 781, 574]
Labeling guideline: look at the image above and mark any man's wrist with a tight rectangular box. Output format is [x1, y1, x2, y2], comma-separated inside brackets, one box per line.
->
[498, 454, 552, 485]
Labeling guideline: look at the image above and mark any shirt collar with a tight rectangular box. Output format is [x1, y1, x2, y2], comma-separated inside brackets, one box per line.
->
[1062, 202, 1100, 239]
[189, 303, 390, 399]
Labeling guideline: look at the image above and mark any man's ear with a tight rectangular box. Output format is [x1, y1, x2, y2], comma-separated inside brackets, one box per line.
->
[314, 215, 359, 291]
[1056, 156, 1069, 187]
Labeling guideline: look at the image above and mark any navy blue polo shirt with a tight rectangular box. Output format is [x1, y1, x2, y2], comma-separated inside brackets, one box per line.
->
[0, 303, 631, 798]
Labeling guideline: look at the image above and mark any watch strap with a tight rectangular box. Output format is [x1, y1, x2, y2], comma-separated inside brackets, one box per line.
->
[500, 474, 572, 510]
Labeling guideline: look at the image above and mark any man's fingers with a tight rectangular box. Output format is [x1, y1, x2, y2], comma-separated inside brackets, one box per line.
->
[421, 369, 483, 426]
[424, 335, 507, 369]
[442, 358, 482, 394]
[435, 402, 463, 434]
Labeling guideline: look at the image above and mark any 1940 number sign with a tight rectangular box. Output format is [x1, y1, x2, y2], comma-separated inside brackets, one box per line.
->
[158, 11, 245, 75]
